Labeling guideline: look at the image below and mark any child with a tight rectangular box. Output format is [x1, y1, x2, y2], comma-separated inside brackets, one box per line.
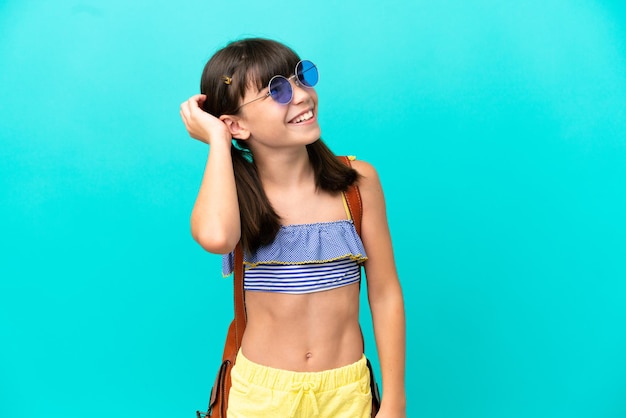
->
[180, 38, 406, 418]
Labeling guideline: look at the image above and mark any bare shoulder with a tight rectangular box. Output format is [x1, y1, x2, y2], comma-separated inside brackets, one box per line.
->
[350, 159, 383, 194]
[350, 159, 376, 176]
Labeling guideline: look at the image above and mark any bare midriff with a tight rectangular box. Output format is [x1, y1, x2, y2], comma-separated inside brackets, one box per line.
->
[241, 282, 364, 372]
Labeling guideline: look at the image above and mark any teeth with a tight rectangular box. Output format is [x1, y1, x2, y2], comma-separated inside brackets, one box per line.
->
[292, 110, 313, 123]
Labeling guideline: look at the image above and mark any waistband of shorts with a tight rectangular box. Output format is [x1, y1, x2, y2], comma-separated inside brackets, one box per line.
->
[234, 350, 368, 392]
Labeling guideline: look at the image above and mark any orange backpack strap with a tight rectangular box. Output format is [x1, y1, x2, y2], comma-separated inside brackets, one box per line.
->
[338, 156, 363, 236]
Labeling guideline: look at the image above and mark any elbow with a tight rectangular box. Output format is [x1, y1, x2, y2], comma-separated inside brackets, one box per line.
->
[191, 225, 239, 254]
[193, 229, 238, 254]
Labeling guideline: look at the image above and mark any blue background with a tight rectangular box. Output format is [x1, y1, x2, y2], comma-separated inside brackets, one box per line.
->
[2, 1, 626, 417]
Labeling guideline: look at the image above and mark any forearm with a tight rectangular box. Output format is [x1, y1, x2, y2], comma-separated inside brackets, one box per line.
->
[370, 282, 407, 410]
[191, 141, 240, 253]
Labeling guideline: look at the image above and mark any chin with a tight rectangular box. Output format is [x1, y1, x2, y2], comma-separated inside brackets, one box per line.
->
[305, 130, 322, 145]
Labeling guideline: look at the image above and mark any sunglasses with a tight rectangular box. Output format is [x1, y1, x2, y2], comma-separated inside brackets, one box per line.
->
[235, 60, 318, 111]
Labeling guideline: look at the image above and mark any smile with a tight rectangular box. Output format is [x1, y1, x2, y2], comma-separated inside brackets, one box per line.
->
[289, 110, 314, 124]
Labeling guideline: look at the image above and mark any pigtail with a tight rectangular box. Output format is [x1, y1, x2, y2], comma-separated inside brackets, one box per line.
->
[231, 142, 281, 253]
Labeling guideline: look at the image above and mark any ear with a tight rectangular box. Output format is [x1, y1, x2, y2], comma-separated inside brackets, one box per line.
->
[220, 115, 250, 140]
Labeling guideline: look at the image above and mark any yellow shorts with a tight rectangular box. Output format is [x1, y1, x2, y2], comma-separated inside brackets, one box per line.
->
[227, 350, 373, 418]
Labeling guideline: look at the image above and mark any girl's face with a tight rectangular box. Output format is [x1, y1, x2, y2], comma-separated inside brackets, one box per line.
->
[237, 77, 321, 151]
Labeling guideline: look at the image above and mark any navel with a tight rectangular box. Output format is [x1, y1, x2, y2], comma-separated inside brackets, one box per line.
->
[305, 351, 313, 360]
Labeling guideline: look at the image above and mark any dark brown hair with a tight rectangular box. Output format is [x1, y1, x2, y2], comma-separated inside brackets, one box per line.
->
[200, 38, 358, 252]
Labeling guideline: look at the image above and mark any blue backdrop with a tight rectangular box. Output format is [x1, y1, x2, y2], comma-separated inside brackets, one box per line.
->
[1, 1, 625, 417]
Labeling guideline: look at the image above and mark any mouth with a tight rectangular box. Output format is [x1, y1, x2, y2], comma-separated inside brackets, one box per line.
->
[288, 109, 315, 124]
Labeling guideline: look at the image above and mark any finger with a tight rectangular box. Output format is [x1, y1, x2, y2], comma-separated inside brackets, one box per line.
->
[180, 104, 190, 121]
[180, 107, 193, 127]
[182, 95, 201, 111]
[186, 94, 205, 107]
[181, 97, 192, 111]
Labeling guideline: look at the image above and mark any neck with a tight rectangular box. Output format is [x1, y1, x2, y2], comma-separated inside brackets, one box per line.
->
[253, 147, 314, 189]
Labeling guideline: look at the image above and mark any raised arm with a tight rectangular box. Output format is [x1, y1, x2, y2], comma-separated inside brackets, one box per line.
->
[352, 160, 407, 417]
[180, 94, 240, 254]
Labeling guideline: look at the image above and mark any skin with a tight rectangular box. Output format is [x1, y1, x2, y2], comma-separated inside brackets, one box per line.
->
[180, 77, 406, 417]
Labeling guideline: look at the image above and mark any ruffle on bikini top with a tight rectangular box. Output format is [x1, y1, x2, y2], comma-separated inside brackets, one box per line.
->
[222, 219, 368, 276]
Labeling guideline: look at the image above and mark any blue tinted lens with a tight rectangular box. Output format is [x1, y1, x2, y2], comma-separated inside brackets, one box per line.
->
[269, 76, 293, 104]
[297, 60, 318, 87]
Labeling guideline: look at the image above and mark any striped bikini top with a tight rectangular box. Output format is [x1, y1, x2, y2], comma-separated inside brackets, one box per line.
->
[222, 195, 368, 294]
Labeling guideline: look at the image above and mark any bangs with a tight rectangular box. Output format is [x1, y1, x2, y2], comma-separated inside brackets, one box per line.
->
[230, 38, 301, 94]
[245, 53, 300, 93]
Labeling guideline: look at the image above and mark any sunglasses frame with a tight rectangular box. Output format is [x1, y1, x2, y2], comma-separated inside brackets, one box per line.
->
[234, 60, 318, 112]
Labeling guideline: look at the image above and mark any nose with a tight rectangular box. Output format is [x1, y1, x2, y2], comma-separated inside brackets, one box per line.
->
[290, 78, 315, 105]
